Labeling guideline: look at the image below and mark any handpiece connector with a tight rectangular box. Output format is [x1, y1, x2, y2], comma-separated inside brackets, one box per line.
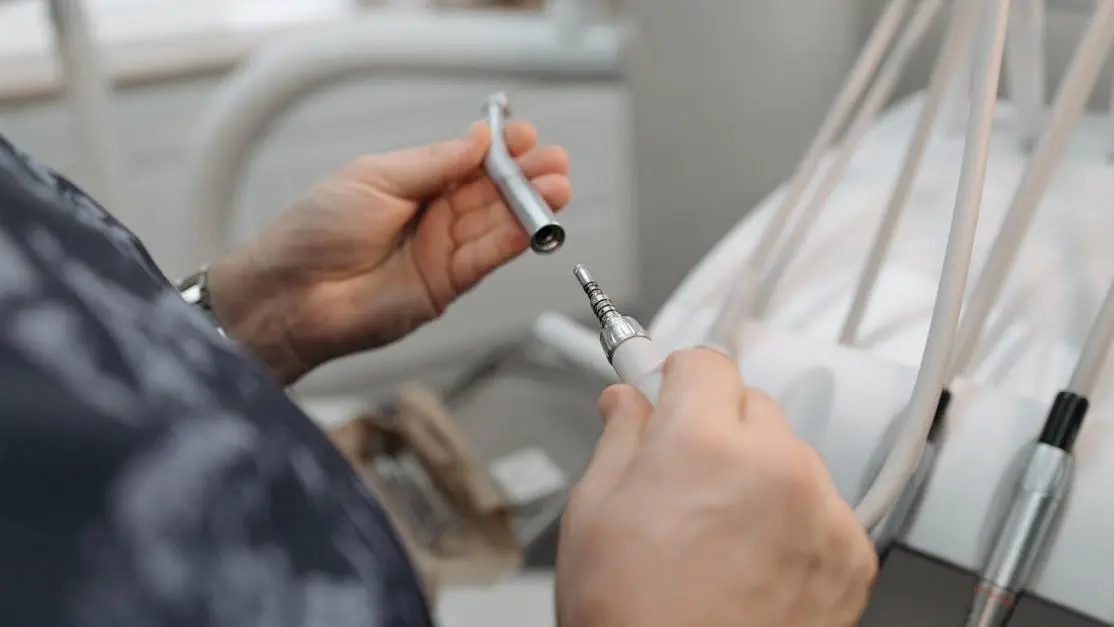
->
[574, 264, 648, 361]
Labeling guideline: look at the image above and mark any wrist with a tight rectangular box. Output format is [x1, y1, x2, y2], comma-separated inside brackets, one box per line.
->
[206, 248, 311, 385]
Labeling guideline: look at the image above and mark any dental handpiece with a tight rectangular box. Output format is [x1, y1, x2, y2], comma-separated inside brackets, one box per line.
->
[964, 435, 1073, 627]
[965, 277, 1114, 626]
[574, 265, 663, 404]
[483, 92, 566, 254]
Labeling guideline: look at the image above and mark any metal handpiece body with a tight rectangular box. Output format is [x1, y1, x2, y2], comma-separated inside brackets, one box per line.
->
[483, 92, 566, 254]
[966, 443, 1072, 626]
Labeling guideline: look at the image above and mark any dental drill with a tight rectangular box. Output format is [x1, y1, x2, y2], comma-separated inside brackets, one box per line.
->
[483, 92, 566, 254]
[963, 278, 1114, 627]
[574, 265, 663, 404]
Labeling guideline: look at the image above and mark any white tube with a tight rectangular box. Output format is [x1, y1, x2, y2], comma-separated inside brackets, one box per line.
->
[855, 0, 1011, 530]
[548, 0, 592, 40]
[1004, 0, 1046, 146]
[705, 272, 755, 358]
[744, 0, 912, 275]
[940, 6, 976, 135]
[948, 0, 1114, 378]
[611, 336, 663, 404]
[749, 0, 943, 318]
[531, 312, 617, 383]
[840, 0, 987, 346]
[46, 0, 129, 212]
[181, 13, 623, 267]
[1068, 279, 1114, 397]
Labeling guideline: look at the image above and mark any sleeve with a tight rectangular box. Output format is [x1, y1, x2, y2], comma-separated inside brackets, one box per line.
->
[0, 340, 158, 627]
[0, 133, 172, 286]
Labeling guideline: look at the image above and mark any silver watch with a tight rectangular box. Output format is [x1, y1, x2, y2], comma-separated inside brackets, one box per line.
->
[177, 265, 226, 337]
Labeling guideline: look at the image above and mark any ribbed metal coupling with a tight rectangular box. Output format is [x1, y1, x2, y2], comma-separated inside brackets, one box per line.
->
[574, 265, 621, 325]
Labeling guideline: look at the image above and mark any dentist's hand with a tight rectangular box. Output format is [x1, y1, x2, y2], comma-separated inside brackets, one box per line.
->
[206, 121, 570, 383]
[557, 348, 877, 627]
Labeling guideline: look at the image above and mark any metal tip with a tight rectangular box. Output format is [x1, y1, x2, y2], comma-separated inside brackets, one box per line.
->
[573, 265, 593, 289]
[484, 92, 511, 117]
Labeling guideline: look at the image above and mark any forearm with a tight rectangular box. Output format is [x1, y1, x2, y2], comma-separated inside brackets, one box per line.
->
[205, 248, 310, 386]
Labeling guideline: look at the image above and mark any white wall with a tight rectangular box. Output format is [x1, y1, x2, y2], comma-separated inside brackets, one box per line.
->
[625, 0, 862, 310]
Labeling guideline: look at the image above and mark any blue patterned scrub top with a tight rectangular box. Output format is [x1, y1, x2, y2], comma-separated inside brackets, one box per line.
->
[0, 135, 433, 627]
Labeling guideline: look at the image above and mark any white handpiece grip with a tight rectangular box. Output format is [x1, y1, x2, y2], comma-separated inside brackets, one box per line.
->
[611, 336, 664, 405]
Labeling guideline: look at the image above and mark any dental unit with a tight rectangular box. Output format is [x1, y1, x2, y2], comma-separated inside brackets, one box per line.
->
[855, 0, 1114, 561]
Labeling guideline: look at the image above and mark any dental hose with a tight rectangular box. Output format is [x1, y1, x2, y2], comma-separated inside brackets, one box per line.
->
[962, 278, 1114, 627]
[862, 0, 1114, 561]
[850, 0, 1012, 533]
[749, 0, 944, 318]
[745, 0, 913, 279]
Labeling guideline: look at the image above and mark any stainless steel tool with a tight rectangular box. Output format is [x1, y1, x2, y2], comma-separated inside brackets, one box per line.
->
[483, 92, 566, 254]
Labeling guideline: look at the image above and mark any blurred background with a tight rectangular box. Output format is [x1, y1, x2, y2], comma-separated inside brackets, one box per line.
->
[0, 0, 1108, 625]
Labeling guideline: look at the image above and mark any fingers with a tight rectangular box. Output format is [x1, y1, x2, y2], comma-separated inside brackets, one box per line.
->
[581, 384, 653, 486]
[477, 120, 539, 164]
[650, 348, 746, 435]
[363, 126, 486, 199]
[451, 173, 572, 244]
[740, 386, 795, 434]
[451, 143, 569, 214]
[447, 172, 571, 287]
[356, 120, 538, 200]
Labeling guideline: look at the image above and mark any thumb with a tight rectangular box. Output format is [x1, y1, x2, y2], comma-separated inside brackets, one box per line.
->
[581, 384, 652, 485]
[370, 122, 489, 199]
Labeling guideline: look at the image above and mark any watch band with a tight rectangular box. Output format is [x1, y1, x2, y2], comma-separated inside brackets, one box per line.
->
[176, 265, 227, 337]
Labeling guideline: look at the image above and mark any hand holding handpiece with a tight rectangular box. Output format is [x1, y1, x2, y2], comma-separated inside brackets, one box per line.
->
[565, 265, 877, 627]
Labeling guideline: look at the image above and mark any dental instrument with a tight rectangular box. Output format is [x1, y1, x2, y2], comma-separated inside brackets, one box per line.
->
[840, 0, 993, 346]
[851, 0, 1114, 551]
[852, 0, 1012, 531]
[964, 278, 1114, 627]
[574, 265, 663, 404]
[745, 0, 913, 277]
[749, 0, 944, 317]
[484, 92, 567, 254]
